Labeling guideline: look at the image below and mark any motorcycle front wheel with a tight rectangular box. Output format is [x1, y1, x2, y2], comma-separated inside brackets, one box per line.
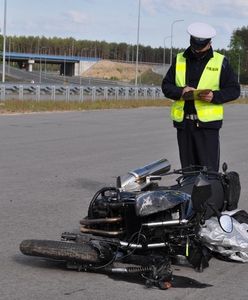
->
[20, 239, 100, 264]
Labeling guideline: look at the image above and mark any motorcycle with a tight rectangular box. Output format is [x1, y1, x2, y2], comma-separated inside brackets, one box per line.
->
[20, 158, 235, 290]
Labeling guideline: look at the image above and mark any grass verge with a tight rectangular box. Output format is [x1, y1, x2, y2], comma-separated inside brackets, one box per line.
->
[0, 99, 172, 114]
[0, 98, 247, 114]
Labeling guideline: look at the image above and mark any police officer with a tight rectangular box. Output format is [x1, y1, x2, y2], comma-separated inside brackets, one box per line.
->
[162, 22, 240, 172]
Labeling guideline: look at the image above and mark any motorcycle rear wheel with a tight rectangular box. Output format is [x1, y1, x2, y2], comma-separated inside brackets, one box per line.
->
[20, 239, 100, 263]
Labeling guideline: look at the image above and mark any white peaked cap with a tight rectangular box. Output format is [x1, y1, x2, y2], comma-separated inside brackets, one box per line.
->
[187, 22, 216, 39]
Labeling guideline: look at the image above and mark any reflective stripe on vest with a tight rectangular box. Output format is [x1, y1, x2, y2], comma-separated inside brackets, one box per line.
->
[171, 51, 224, 122]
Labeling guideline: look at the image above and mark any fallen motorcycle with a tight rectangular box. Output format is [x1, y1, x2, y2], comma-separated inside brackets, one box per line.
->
[20, 158, 237, 289]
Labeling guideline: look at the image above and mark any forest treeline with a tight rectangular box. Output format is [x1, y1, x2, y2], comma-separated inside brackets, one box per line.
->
[0, 35, 180, 64]
[0, 25, 248, 83]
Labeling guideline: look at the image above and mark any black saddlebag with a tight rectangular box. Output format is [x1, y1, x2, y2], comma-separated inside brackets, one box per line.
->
[223, 171, 241, 211]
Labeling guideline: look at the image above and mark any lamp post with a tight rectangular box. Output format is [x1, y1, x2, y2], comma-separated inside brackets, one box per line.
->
[2, 0, 7, 83]
[135, 0, 141, 86]
[39, 47, 44, 84]
[163, 35, 171, 66]
[8, 36, 11, 74]
[39, 47, 50, 82]
[43, 47, 49, 78]
[39, 53, 42, 84]
[238, 53, 241, 83]
[64, 50, 66, 84]
[170, 19, 184, 65]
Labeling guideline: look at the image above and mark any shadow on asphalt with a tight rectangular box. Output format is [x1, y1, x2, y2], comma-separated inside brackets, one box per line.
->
[107, 273, 212, 289]
[14, 254, 212, 289]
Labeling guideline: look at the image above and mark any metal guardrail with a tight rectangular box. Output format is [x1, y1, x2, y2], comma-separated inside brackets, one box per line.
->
[240, 86, 248, 98]
[0, 84, 164, 101]
[1, 84, 248, 102]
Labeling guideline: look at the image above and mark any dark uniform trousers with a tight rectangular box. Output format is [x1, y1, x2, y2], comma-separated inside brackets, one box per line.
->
[177, 119, 220, 172]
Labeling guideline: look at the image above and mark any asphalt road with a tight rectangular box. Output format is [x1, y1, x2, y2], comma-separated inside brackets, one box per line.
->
[1, 64, 134, 86]
[0, 106, 248, 300]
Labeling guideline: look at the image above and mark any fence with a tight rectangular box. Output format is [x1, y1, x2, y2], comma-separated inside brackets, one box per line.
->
[240, 85, 248, 98]
[1, 84, 248, 102]
[0, 84, 164, 102]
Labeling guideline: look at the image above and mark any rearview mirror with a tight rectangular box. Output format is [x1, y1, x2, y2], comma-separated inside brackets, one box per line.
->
[219, 214, 233, 233]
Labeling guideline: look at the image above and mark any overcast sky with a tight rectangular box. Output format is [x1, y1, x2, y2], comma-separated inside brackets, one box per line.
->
[1, 0, 248, 50]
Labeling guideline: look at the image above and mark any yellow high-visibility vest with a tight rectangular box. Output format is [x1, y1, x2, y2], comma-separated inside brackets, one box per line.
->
[171, 51, 224, 122]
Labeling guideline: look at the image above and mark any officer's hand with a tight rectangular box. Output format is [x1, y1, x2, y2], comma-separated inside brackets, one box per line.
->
[182, 86, 196, 101]
[198, 90, 213, 102]
[182, 86, 196, 96]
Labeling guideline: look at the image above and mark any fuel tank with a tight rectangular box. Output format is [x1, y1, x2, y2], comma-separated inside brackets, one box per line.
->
[135, 189, 191, 217]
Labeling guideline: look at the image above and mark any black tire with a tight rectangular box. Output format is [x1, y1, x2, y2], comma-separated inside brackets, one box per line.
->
[20, 240, 100, 264]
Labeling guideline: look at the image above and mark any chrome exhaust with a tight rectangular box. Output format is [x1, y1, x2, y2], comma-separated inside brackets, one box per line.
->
[142, 219, 188, 227]
[120, 241, 167, 249]
[118, 158, 171, 191]
[80, 217, 122, 226]
[80, 225, 124, 237]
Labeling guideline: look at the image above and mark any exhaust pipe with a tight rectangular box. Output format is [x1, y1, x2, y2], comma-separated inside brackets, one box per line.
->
[80, 217, 122, 226]
[80, 225, 125, 237]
